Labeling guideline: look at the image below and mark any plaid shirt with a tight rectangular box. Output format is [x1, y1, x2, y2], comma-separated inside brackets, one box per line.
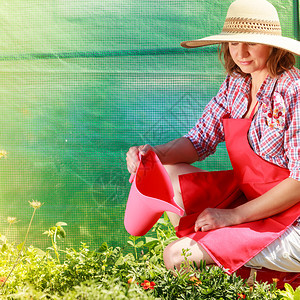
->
[185, 67, 300, 180]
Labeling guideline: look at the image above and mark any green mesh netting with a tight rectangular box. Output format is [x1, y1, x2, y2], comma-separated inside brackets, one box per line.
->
[0, 0, 298, 251]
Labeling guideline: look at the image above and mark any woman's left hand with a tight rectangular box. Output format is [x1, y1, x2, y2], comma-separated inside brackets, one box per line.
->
[194, 208, 240, 232]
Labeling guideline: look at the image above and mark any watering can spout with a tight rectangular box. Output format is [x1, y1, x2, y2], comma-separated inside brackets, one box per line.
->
[124, 150, 184, 236]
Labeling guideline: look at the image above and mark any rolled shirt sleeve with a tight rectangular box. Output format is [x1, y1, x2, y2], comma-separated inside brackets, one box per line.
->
[285, 80, 300, 181]
[184, 76, 231, 161]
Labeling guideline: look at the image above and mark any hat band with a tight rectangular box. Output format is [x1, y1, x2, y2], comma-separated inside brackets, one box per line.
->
[222, 17, 282, 36]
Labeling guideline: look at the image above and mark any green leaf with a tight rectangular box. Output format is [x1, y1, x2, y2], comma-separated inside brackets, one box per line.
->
[144, 237, 159, 248]
[1, 243, 8, 252]
[284, 283, 295, 296]
[34, 247, 47, 257]
[135, 241, 144, 248]
[145, 236, 157, 243]
[129, 236, 140, 242]
[149, 269, 155, 278]
[154, 244, 163, 253]
[157, 218, 168, 225]
[17, 242, 25, 251]
[115, 255, 125, 266]
[124, 253, 135, 261]
[56, 222, 67, 227]
[97, 242, 108, 252]
[0, 234, 7, 243]
[295, 286, 300, 300]
[144, 240, 159, 250]
[57, 227, 66, 239]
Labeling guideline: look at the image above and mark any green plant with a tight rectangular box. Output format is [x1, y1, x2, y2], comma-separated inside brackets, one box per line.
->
[279, 283, 300, 300]
[127, 213, 178, 262]
[5, 217, 18, 243]
[0, 200, 42, 290]
[127, 236, 143, 260]
[0, 209, 288, 299]
[43, 222, 67, 263]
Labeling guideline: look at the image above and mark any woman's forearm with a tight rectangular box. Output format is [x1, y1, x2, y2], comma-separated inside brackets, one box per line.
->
[234, 177, 300, 224]
[153, 137, 199, 165]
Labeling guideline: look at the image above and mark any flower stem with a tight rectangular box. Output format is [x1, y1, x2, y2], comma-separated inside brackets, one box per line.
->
[1, 208, 37, 289]
[5, 223, 11, 243]
[51, 234, 60, 264]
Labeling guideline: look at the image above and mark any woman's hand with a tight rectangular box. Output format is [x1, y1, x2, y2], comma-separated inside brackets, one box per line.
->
[126, 138, 199, 175]
[194, 208, 240, 232]
[126, 144, 154, 174]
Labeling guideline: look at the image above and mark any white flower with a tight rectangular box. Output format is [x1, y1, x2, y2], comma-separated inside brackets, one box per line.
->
[7, 216, 17, 224]
[28, 200, 43, 209]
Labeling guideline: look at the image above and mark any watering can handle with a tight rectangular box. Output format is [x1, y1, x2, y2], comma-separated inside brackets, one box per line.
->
[129, 173, 135, 183]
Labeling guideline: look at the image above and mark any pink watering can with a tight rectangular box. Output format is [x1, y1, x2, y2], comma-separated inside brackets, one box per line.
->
[124, 150, 184, 236]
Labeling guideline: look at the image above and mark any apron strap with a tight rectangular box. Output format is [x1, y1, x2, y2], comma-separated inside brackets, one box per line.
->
[249, 101, 259, 120]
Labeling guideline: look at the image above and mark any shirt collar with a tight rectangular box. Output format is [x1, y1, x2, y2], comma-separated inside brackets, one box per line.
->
[256, 75, 278, 103]
[239, 75, 251, 97]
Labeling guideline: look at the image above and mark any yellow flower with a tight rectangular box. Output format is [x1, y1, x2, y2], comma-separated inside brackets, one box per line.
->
[189, 276, 202, 286]
[6, 217, 17, 225]
[28, 200, 43, 209]
[127, 278, 134, 284]
[0, 150, 8, 159]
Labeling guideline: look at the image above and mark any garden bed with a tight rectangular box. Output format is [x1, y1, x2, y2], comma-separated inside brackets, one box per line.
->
[0, 203, 298, 299]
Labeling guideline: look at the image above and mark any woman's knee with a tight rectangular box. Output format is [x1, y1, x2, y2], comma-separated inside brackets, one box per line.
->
[163, 237, 214, 271]
[163, 240, 186, 270]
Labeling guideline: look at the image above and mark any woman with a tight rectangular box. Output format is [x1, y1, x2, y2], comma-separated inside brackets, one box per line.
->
[126, 0, 300, 275]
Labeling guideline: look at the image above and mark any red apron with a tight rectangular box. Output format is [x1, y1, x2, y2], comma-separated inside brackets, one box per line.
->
[176, 103, 300, 274]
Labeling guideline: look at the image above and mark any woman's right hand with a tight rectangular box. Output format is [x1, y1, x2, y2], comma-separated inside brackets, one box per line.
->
[126, 144, 154, 175]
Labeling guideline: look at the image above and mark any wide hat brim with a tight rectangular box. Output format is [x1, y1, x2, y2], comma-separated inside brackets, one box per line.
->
[181, 33, 300, 56]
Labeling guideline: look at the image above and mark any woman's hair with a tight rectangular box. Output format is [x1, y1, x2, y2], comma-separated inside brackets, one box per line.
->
[218, 43, 296, 78]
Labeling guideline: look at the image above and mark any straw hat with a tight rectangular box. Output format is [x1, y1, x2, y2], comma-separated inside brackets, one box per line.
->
[181, 0, 300, 56]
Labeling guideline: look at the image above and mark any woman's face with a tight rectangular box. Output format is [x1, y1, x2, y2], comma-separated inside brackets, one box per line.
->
[228, 42, 272, 77]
